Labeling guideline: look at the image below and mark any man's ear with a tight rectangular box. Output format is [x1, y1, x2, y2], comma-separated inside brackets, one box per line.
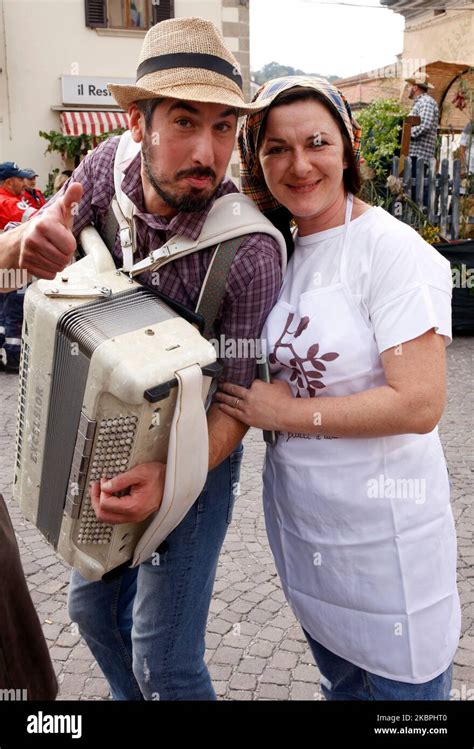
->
[128, 104, 144, 143]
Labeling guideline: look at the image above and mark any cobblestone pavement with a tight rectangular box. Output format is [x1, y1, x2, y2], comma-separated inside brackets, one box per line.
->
[0, 335, 472, 701]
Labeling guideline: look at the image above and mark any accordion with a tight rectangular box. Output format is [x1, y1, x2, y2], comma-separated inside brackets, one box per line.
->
[13, 227, 218, 581]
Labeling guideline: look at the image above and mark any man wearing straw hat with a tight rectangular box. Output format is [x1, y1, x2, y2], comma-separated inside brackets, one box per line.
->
[405, 71, 439, 161]
[1, 18, 282, 700]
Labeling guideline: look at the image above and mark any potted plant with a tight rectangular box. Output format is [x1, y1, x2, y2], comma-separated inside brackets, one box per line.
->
[39, 127, 126, 168]
[433, 238, 474, 332]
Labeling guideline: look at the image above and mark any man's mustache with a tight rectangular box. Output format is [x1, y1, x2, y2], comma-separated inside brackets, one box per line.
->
[175, 167, 216, 182]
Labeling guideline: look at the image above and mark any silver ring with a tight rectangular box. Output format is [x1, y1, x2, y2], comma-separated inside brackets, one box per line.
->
[234, 397, 240, 409]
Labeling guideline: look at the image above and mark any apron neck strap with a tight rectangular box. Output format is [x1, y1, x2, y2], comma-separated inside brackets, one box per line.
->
[344, 193, 354, 230]
[339, 193, 354, 283]
[341, 193, 354, 253]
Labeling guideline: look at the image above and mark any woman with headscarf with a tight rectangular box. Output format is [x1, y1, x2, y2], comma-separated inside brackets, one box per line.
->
[216, 76, 460, 700]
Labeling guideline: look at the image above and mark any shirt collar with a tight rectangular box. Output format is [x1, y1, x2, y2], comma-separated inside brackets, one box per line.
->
[121, 151, 233, 241]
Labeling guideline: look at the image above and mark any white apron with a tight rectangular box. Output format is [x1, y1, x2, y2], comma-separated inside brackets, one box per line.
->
[262, 195, 460, 683]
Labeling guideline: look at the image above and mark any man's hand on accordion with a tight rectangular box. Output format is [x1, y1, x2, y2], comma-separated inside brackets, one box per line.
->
[90, 462, 167, 524]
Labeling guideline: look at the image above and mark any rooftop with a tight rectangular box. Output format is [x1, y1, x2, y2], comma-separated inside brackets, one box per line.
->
[380, 0, 471, 20]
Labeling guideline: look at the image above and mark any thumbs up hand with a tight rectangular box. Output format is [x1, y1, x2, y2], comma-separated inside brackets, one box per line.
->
[19, 182, 84, 279]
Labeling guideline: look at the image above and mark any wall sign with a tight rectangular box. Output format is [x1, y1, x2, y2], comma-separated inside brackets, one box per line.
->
[61, 75, 135, 106]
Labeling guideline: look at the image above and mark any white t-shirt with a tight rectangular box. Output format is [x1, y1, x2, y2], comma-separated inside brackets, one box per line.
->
[281, 206, 452, 354]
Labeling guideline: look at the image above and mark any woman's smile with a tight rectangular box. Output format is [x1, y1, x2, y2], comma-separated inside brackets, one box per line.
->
[286, 179, 322, 193]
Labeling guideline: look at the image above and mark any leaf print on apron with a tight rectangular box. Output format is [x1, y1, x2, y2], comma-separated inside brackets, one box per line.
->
[269, 311, 339, 397]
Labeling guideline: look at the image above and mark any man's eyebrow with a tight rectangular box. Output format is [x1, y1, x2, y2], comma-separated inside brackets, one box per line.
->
[168, 101, 200, 115]
[219, 107, 238, 118]
[167, 102, 238, 119]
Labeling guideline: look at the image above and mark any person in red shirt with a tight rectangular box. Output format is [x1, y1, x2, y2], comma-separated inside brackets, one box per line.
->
[0, 162, 37, 229]
[0, 161, 36, 372]
[22, 169, 46, 210]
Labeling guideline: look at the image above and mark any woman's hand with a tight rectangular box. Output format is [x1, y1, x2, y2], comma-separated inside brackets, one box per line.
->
[216, 379, 293, 431]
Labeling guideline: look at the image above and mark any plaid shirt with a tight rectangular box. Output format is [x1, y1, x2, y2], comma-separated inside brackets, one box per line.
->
[45, 137, 282, 387]
[409, 93, 439, 160]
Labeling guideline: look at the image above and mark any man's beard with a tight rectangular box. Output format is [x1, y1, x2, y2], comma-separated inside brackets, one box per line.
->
[142, 136, 218, 213]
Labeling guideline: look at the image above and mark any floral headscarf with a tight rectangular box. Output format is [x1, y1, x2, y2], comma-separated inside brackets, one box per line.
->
[239, 75, 362, 212]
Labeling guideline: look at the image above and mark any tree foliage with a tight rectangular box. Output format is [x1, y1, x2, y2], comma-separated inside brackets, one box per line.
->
[252, 61, 340, 85]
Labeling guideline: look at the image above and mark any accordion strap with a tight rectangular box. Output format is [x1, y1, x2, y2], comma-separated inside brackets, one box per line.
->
[195, 235, 246, 340]
[132, 363, 209, 566]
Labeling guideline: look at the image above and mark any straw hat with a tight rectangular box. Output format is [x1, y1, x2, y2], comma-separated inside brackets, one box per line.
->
[405, 72, 434, 90]
[108, 17, 262, 114]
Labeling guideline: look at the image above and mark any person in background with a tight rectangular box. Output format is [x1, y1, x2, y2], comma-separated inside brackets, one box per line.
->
[0, 162, 36, 372]
[22, 170, 46, 210]
[0, 162, 36, 228]
[405, 72, 439, 162]
[52, 170, 73, 195]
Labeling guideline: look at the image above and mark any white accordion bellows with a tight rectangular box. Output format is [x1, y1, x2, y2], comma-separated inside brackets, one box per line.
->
[13, 227, 218, 581]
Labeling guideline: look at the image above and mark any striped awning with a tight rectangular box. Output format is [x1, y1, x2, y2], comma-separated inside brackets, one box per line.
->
[60, 110, 128, 136]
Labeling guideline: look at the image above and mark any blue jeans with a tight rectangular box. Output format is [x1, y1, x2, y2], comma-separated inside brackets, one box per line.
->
[68, 444, 243, 700]
[304, 630, 453, 700]
[0, 289, 24, 365]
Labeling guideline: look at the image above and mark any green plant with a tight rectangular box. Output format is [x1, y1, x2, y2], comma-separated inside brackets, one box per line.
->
[39, 128, 126, 167]
[43, 168, 60, 200]
[357, 98, 409, 178]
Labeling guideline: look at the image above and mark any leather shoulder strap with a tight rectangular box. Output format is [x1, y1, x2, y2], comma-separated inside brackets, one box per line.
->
[101, 204, 118, 254]
[196, 235, 247, 340]
[127, 193, 287, 278]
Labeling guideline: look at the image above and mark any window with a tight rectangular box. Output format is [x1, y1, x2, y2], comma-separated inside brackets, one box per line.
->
[85, 0, 174, 30]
